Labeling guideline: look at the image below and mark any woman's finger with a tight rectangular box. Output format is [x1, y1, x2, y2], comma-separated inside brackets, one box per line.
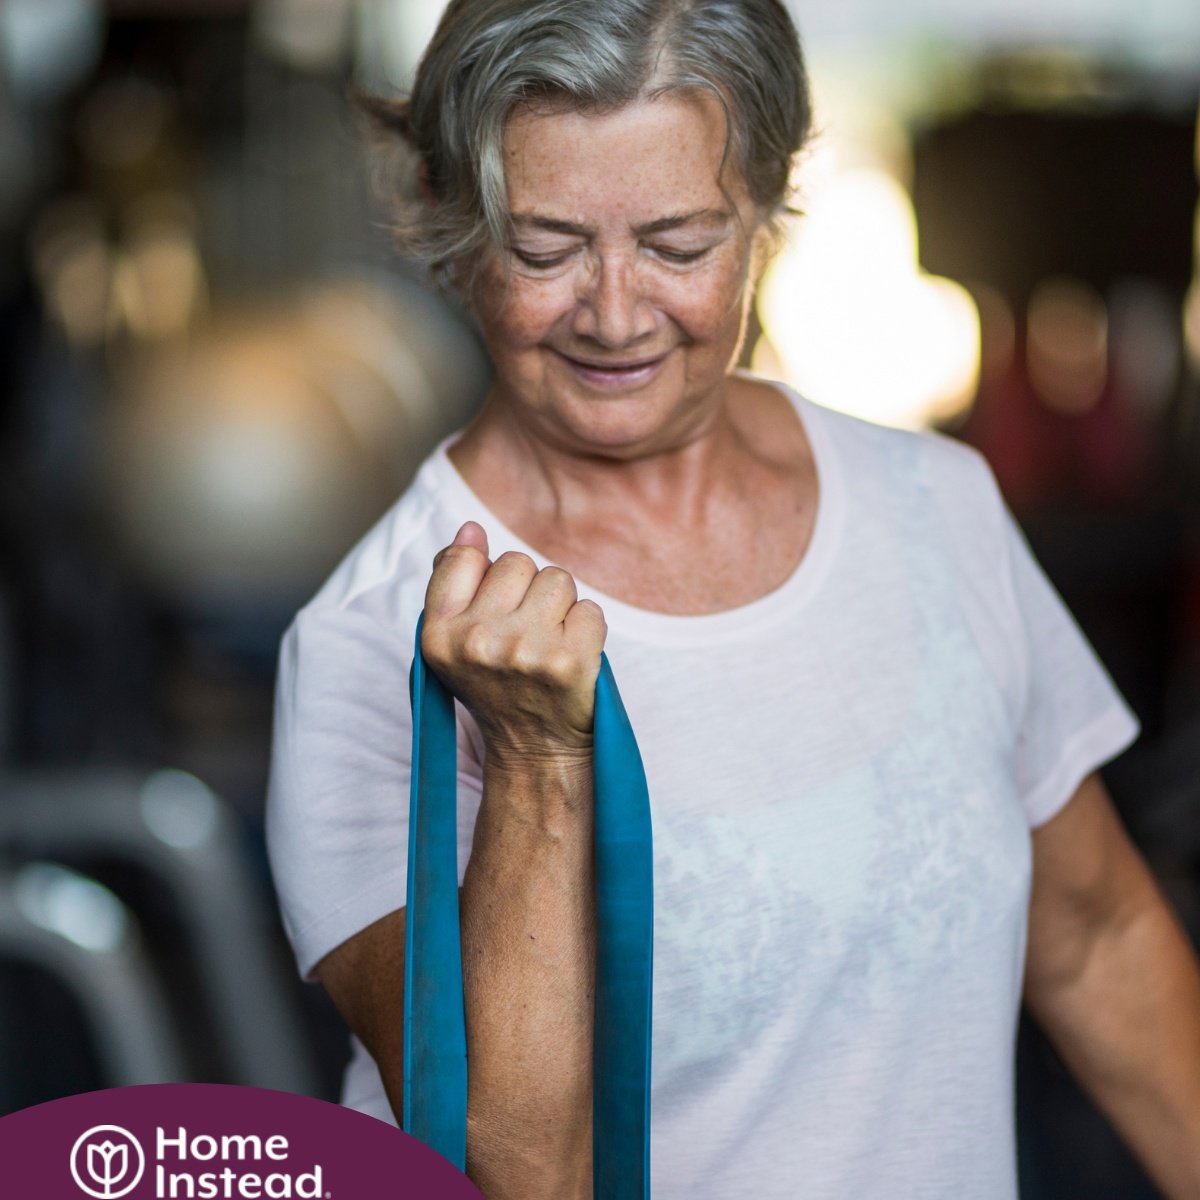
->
[469, 550, 540, 614]
[519, 565, 579, 624]
[430, 520, 490, 572]
[425, 527, 492, 619]
[451, 520, 489, 557]
[563, 597, 608, 654]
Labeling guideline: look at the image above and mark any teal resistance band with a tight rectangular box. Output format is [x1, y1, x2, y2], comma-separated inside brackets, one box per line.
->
[404, 613, 654, 1197]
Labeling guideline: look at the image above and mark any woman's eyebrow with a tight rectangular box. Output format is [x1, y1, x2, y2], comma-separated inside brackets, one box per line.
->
[632, 209, 731, 235]
[509, 215, 590, 235]
[508, 208, 732, 236]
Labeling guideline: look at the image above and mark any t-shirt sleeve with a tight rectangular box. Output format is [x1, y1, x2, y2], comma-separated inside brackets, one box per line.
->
[996, 496, 1140, 828]
[265, 602, 483, 978]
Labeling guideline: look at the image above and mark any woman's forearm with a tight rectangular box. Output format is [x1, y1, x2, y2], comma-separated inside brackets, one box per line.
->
[459, 754, 596, 1200]
[412, 526, 606, 1196]
[1027, 879, 1200, 1199]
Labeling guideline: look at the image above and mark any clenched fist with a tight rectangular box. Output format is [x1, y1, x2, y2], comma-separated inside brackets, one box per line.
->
[420, 521, 607, 772]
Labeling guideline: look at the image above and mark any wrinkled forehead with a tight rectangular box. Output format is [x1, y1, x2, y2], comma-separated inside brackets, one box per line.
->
[499, 91, 754, 224]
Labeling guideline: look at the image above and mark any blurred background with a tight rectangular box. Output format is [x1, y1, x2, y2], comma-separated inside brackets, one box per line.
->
[0, 1, 1196, 1196]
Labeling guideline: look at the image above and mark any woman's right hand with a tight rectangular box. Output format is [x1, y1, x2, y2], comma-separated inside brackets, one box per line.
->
[420, 521, 607, 774]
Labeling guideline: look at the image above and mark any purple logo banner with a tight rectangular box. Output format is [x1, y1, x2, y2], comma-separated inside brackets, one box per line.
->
[0, 1084, 484, 1199]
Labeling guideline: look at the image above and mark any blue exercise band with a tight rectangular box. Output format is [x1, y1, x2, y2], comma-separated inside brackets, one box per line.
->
[404, 612, 654, 1197]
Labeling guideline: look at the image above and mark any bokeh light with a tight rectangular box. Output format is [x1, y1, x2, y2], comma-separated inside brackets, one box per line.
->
[1027, 277, 1108, 415]
[756, 166, 980, 430]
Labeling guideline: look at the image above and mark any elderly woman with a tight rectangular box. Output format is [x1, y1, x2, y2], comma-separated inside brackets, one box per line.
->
[266, 1, 1200, 1197]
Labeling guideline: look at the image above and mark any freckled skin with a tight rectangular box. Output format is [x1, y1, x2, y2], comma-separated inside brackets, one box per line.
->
[469, 92, 767, 460]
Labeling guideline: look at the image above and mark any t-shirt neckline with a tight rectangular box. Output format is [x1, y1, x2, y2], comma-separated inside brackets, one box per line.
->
[423, 380, 845, 646]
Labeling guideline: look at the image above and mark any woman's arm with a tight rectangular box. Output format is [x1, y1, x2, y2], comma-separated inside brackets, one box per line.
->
[1024, 770, 1200, 1198]
[316, 763, 595, 1199]
[316, 521, 605, 1200]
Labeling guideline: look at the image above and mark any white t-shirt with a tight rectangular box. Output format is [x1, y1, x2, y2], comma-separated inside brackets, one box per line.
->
[266, 383, 1139, 1199]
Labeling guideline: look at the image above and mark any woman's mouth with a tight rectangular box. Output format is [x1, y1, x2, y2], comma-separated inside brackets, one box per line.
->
[557, 351, 669, 391]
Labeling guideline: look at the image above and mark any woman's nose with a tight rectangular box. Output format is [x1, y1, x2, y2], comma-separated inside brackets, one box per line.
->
[574, 257, 656, 348]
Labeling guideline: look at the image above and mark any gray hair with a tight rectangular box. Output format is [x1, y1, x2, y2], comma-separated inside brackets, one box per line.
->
[364, 0, 813, 292]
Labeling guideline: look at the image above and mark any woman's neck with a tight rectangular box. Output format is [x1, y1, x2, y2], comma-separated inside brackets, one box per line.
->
[444, 376, 818, 615]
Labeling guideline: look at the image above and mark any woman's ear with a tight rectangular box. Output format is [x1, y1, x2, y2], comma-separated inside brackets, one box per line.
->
[749, 221, 778, 286]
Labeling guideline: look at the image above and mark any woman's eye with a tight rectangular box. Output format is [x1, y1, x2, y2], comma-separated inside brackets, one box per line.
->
[511, 248, 572, 269]
[652, 246, 712, 264]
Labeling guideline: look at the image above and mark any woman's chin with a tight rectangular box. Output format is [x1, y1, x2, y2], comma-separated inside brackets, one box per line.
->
[548, 400, 712, 460]
[529, 365, 716, 456]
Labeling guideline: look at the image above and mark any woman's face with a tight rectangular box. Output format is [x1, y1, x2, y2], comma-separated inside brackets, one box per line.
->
[471, 91, 767, 459]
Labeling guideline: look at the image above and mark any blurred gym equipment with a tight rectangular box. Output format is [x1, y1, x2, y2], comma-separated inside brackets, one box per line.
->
[0, 860, 186, 1107]
[0, 767, 318, 1094]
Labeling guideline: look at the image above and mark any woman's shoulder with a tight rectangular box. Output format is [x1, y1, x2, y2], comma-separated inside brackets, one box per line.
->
[745, 374, 996, 500]
[801, 391, 982, 473]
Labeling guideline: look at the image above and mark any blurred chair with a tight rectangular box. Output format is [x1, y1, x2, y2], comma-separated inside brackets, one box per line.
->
[0, 767, 319, 1094]
[0, 861, 186, 1099]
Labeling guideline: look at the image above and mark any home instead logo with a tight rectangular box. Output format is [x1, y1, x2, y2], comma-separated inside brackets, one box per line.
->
[0, 1083, 485, 1200]
[70, 1125, 146, 1199]
[71, 1125, 323, 1199]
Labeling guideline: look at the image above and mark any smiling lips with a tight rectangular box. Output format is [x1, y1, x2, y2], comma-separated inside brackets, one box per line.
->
[557, 350, 670, 391]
